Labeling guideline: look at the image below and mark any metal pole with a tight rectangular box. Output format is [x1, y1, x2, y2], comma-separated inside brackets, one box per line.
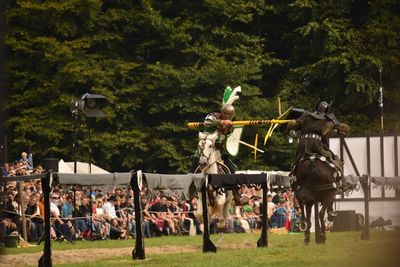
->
[378, 68, 384, 132]
[88, 127, 91, 174]
[73, 126, 77, 174]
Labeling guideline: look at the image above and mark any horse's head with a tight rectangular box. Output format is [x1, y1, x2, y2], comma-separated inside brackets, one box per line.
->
[198, 131, 218, 170]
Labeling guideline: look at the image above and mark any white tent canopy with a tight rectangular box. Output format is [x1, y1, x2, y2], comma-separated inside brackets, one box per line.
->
[58, 159, 110, 174]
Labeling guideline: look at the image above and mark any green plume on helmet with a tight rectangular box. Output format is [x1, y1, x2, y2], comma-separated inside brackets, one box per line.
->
[222, 86, 233, 106]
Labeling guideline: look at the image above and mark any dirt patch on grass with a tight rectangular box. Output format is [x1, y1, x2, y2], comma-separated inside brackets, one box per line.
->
[1, 243, 257, 266]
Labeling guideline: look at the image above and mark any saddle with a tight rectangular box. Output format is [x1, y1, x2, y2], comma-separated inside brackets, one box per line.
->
[290, 154, 343, 183]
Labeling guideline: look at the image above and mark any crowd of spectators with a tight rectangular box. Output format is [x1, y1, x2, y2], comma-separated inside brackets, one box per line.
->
[1, 153, 302, 245]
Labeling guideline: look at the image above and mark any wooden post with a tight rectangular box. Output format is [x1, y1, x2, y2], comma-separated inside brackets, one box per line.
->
[257, 182, 268, 247]
[360, 175, 370, 240]
[39, 171, 52, 267]
[131, 172, 145, 260]
[202, 183, 216, 253]
[18, 182, 28, 242]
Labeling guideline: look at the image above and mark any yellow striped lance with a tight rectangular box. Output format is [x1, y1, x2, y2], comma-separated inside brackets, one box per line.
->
[264, 106, 293, 145]
[187, 119, 295, 129]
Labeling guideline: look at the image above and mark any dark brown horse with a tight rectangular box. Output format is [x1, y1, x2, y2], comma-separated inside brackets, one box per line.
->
[293, 157, 337, 244]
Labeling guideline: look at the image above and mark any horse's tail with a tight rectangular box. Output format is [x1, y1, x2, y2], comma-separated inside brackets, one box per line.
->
[295, 189, 313, 203]
[309, 158, 316, 170]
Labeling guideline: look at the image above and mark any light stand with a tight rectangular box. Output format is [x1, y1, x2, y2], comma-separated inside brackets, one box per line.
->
[70, 93, 107, 174]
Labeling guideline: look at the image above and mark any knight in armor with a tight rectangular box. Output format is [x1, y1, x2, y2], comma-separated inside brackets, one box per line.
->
[201, 104, 236, 173]
[190, 86, 242, 204]
[287, 101, 350, 177]
[190, 87, 240, 174]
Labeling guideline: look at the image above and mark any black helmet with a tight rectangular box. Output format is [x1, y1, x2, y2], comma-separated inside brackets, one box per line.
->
[221, 104, 235, 120]
[315, 101, 330, 114]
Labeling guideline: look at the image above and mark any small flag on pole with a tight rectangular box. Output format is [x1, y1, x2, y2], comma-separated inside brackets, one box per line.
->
[378, 68, 384, 131]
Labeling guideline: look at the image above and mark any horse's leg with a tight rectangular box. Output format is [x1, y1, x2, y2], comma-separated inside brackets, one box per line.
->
[196, 194, 204, 232]
[314, 201, 321, 243]
[299, 202, 307, 231]
[216, 193, 226, 232]
[304, 202, 312, 244]
[319, 203, 327, 244]
[223, 190, 233, 223]
[218, 190, 232, 244]
[319, 191, 335, 243]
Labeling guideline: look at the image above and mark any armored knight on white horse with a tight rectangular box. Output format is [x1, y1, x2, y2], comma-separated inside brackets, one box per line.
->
[190, 86, 243, 230]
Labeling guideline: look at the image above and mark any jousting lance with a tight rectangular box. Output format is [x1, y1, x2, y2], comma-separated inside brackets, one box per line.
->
[187, 119, 295, 129]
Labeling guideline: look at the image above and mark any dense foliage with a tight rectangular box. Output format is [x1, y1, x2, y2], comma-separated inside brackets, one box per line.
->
[3, 0, 400, 172]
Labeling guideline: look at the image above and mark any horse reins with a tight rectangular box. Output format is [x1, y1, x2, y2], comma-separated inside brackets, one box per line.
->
[198, 136, 221, 173]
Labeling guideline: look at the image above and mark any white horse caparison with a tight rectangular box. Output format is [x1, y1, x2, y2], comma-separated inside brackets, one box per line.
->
[195, 131, 233, 230]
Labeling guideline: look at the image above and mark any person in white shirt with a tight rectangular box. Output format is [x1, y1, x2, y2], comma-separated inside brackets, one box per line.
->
[50, 194, 63, 225]
[267, 194, 276, 225]
[50, 193, 66, 239]
[102, 196, 117, 220]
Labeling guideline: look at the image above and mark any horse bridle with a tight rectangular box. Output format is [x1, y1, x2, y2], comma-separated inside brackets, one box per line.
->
[198, 135, 221, 172]
[199, 138, 212, 162]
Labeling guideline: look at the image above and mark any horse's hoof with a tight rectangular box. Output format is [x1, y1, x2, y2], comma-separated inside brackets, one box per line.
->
[300, 221, 307, 232]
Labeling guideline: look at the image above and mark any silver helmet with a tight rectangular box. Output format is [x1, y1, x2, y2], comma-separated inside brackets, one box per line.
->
[221, 104, 235, 120]
[315, 101, 330, 114]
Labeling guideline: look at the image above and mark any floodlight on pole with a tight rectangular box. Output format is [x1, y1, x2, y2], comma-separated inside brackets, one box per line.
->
[70, 93, 108, 174]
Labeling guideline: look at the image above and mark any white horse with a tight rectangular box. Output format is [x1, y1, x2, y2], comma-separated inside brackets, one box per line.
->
[195, 131, 233, 231]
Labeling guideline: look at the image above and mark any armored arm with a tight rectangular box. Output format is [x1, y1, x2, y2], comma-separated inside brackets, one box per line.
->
[336, 123, 350, 136]
[322, 121, 350, 137]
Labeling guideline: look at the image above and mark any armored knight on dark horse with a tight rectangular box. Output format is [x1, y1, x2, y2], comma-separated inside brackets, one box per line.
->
[286, 101, 350, 244]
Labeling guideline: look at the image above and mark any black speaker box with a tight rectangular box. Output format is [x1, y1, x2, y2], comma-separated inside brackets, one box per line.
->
[43, 158, 59, 172]
[332, 210, 357, 232]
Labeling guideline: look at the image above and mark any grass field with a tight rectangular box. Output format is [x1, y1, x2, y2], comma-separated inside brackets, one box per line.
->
[2, 231, 399, 267]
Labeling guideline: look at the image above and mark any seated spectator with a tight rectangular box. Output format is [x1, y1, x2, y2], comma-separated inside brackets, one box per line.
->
[50, 192, 71, 240]
[109, 218, 126, 239]
[61, 195, 73, 219]
[102, 195, 118, 221]
[20, 152, 33, 171]
[266, 194, 275, 226]
[74, 196, 91, 239]
[242, 197, 259, 229]
[140, 197, 152, 238]
[1, 218, 17, 235]
[166, 197, 181, 235]
[2, 163, 9, 177]
[150, 196, 172, 236]
[271, 199, 287, 228]
[179, 199, 195, 236]
[25, 194, 44, 242]
[115, 195, 127, 223]
[92, 199, 109, 239]
[272, 190, 282, 205]
[189, 196, 202, 234]
[125, 195, 136, 238]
